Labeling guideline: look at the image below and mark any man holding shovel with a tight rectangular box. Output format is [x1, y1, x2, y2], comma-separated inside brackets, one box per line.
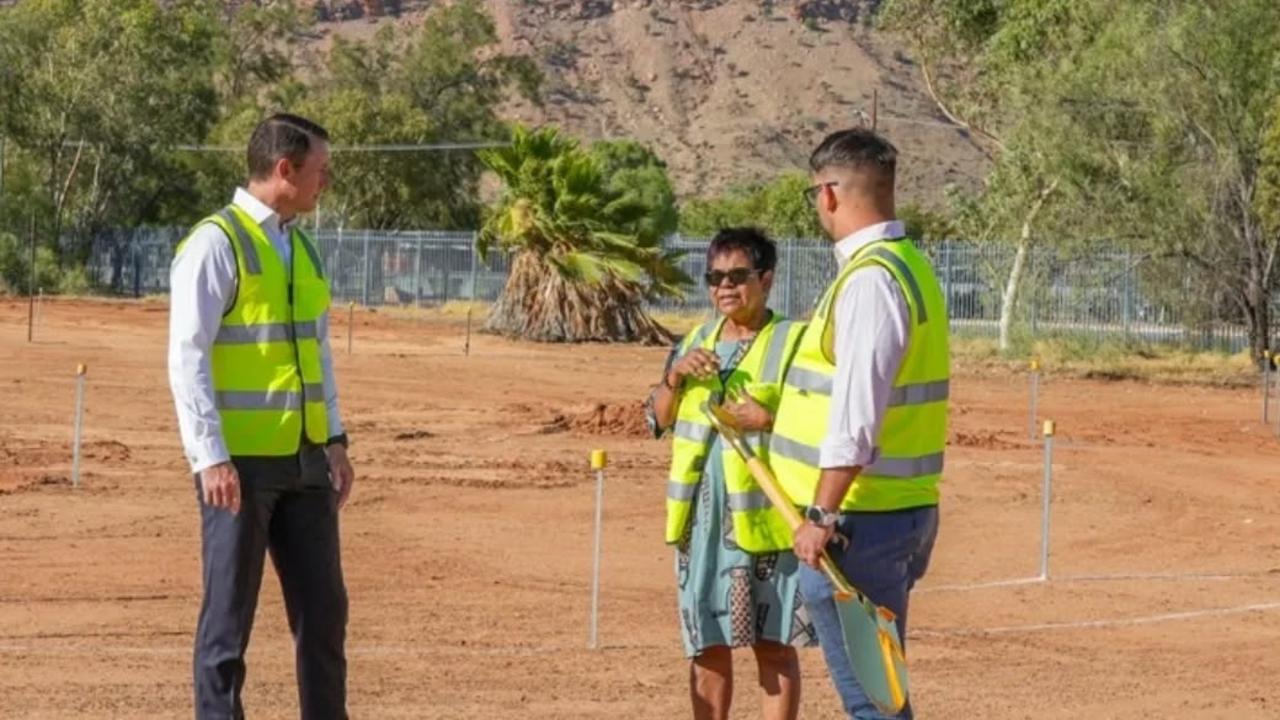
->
[769, 128, 949, 719]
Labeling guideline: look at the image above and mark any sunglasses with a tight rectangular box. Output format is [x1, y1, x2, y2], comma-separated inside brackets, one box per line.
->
[803, 181, 839, 207]
[704, 267, 761, 287]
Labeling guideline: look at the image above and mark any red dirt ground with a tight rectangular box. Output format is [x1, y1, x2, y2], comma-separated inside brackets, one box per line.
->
[2, 298, 1279, 718]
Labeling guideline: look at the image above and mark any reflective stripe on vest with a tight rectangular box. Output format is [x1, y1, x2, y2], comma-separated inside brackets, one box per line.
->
[770, 237, 949, 512]
[784, 366, 832, 395]
[887, 379, 949, 407]
[217, 208, 262, 275]
[214, 384, 326, 411]
[215, 321, 320, 344]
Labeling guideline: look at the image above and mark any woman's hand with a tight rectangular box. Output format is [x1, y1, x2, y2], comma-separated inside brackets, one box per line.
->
[725, 391, 772, 432]
[668, 348, 720, 387]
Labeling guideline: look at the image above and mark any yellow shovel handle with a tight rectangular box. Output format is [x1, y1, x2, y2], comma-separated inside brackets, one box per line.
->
[744, 456, 856, 600]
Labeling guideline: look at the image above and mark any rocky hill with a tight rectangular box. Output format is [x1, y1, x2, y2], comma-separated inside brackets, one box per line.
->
[318, 0, 990, 204]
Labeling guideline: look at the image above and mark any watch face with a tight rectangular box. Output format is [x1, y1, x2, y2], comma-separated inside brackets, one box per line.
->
[806, 506, 835, 526]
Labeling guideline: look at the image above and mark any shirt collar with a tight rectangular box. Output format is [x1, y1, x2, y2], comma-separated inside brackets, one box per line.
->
[232, 187, 292, 234]
[834, 220, 906, 266]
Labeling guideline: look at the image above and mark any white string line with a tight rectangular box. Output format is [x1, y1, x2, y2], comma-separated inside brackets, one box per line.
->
[918, 570, 1279, 594]
[0, 640, 651, 657]
[917, 576, 1044, 593]
[914, 600, 1280, 637]
[5, 598, 1279, 656]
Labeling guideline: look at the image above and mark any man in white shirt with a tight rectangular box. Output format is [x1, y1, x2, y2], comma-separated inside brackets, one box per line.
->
[774, 128, 947, 719]
[168, 113, 354, 719]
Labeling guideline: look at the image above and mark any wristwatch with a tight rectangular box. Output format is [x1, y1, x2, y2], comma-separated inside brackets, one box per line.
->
[326, 433, 349, 449]
[805, 505, 839, 528]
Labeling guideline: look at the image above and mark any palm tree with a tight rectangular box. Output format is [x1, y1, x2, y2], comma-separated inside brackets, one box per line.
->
[478, 125, 690, 343]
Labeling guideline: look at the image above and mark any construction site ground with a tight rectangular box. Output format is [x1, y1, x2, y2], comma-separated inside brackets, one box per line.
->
[2, 298, 1278, 719]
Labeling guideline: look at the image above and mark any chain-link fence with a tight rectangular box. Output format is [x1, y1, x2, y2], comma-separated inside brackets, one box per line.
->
[82, 228, 1262, 352]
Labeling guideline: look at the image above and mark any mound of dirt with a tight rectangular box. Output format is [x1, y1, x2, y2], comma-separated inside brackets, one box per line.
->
[566, 401, 651, 437]
[950, 430, 1022, 450]
[84, 440, 131, 462]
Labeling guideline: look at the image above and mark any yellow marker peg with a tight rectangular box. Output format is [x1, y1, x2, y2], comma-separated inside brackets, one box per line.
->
[590, 449, 608, 470]
[1043, 420, 1056, 437]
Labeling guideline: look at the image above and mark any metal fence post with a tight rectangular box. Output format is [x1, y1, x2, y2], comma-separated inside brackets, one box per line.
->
[361, 229, 370, 307]
[783, 240, 795, 317]
[439, 237, 450, 304]
[943, 240, 954, 329]
[414, 237, 423, 308]
[1123, 249, 1133, 339]
[132, 237, 142, 298]
[470, 231, 480, 303]
[336, 225, 345, 303]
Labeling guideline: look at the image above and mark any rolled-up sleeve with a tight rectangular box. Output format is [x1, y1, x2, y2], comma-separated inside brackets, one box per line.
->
[819, 267, 911, 469]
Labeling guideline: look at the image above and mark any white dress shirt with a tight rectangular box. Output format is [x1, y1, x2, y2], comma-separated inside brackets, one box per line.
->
[168, 188, 344, 473]
[819, 220, 912, 470]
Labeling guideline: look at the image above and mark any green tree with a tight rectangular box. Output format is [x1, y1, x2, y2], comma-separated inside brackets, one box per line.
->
[301, 0, 540, 230]
[1056, 1, 1280, 361]
[678, 172, 821, 239]
[0, 0, 224, 267]
[589, 139, 679, 241]
[478, 125, 690, 343]
[1262, 99, 1280, 241]
[183, 1, 312, 220]
[880, 0, 1111, 351]
[898, 201, 956, 245]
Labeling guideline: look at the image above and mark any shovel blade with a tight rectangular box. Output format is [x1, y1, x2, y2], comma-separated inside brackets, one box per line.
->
[833, 592, 910, 715]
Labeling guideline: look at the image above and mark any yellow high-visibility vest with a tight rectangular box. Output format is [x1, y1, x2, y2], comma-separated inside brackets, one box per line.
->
[175, 205, 331, 456]
[666, 312, 806, 552]
[770, 238, 949, 511]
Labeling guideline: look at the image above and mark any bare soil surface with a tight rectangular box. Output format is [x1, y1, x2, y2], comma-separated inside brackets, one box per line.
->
[2, 298, 1278, 718]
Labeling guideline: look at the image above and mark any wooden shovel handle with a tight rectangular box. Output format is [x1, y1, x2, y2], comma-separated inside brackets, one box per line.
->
[704, 401, 859, 599]
[743, 456, 856, 600]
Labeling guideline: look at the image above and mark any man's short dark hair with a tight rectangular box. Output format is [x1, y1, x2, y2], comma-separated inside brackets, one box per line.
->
[246, 113, 330, 180]
[809, 128, 897, 184]
[707, 227, 777, 273]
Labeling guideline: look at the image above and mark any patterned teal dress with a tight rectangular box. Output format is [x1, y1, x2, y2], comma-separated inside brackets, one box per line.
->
[650, 338, 817, 658]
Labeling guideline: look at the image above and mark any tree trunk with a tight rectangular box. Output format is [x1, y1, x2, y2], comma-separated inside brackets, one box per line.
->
[998, 239, 1028, 352]
[1250, 297, 1270, 368]
[997, 179, 1059, 353]
[485, 251, 674, 345]
[1247, 267, 1271, 369]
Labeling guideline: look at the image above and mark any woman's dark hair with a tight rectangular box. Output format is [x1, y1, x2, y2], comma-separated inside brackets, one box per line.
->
[706, 227, 777, 273]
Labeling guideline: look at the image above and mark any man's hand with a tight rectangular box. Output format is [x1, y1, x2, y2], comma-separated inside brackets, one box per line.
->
[725, 391, 772, 432]
[327, 444, 355, 509]
[199, 461, 241, 514]
[793, 521, 835, 569]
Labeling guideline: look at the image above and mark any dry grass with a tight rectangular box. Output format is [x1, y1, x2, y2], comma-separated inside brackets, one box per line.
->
[327, 301, 1263, 387]
[952, 336, 1259, 387]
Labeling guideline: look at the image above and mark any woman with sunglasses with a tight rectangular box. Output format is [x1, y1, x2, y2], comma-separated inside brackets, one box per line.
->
[645, 227, 814, 720]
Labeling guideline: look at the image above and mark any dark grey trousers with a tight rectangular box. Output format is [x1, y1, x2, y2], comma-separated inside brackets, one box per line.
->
[193, 456, 348, 720]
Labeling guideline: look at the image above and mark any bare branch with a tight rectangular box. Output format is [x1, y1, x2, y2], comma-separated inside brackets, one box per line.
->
[918, 57, 1006, 160]
[54, 138, 84, 222]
